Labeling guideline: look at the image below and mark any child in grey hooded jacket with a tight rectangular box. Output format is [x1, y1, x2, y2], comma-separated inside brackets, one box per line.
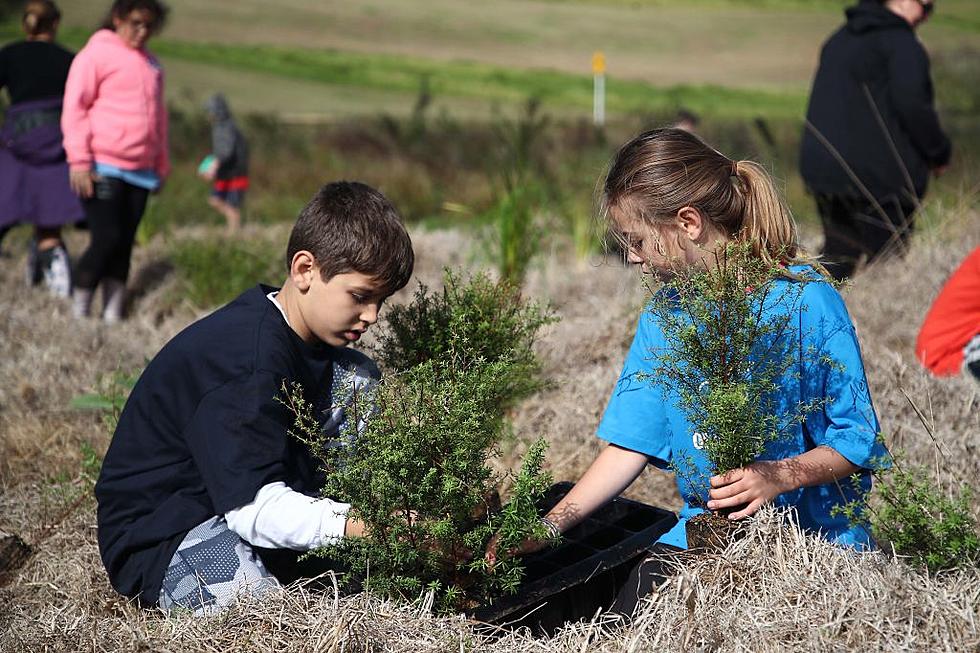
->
[201, 93, 249, 232]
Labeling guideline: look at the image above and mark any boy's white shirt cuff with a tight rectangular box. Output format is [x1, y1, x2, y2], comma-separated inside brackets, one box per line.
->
[224, 481, 350, 550]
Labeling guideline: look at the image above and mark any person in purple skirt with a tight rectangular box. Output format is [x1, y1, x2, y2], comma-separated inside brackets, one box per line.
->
[0, 0, 84, 298]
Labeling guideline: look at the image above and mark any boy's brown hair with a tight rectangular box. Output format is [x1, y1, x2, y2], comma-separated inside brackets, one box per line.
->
[287, 181, 415, 297]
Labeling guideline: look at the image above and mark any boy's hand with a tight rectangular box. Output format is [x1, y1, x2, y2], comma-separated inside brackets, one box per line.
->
[343, 515, 368, 538]
[706, 461, 791, 520]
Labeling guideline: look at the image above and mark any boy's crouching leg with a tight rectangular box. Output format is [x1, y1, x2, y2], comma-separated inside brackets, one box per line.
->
[158, 516, 280, 617]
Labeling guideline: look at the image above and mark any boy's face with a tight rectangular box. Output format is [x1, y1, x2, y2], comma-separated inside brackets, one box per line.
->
[297, 268, 388, 347]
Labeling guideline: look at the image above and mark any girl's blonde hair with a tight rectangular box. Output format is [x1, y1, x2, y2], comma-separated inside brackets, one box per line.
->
[22, 0, 60, 36]
[602, 128, 812, 271]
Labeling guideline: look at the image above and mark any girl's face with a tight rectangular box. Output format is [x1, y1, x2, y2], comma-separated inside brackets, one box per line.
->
[611, 205, 725, 281]
[113, 9, 156, 49]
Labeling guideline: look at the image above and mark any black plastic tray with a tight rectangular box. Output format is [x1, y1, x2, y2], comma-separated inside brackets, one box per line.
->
[471, 482, 677, 634]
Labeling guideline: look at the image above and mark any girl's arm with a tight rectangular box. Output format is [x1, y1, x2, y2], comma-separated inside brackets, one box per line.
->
[544, 444, 650, 531]
[485, 443, 648, 564]
[61, 49, 98, 174]
[706, 445, 859, 520]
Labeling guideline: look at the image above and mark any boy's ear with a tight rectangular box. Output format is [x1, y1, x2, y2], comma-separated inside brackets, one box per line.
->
[289, 250, 317, 291]
[676, 206, 706, 241]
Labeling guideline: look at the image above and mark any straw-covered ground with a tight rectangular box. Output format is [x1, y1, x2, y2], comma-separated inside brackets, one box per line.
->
[1, 206, 978, 651]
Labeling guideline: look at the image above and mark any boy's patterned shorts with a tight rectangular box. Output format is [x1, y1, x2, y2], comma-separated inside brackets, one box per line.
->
[158, 516, 279, 616]
[964, 334, 980, 382]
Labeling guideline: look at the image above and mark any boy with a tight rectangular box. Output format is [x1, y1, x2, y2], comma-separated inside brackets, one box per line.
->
[201, 93, 249, 232]
[95, 181, 415, 615]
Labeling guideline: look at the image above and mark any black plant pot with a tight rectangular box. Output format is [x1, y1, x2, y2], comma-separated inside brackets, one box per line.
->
[471, 482, 676, 635]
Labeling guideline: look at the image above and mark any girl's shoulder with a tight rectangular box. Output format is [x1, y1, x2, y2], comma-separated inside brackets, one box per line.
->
[767, 264, 848, 320]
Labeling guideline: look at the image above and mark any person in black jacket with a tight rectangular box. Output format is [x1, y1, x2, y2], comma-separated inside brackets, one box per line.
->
[799, 0, 951, 282]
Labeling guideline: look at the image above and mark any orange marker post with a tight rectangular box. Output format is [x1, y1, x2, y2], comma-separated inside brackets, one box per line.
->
[592, 51, 606, 127]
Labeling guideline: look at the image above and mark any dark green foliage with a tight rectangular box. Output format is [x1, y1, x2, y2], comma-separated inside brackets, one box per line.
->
[644, 243, 819, 489]
[484, 100, 552, 286]
[485, 185, 544, 286]
[286, 270, 556, 612]
[373, 270, 556, 407]
[835, 453, 980, 573]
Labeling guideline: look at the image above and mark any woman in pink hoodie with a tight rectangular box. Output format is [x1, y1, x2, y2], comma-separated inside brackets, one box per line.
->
[61, 0, 169, 323]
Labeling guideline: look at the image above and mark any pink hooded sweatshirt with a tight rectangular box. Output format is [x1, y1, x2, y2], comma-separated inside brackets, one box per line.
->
[61, 29, 170, 179]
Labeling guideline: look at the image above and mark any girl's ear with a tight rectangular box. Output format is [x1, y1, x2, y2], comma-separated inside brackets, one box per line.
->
[289, 250, 317, 291]
[676, 206, 706, 241]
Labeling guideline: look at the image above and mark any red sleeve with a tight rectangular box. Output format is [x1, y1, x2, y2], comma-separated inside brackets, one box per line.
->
[916, 248, 980, 375]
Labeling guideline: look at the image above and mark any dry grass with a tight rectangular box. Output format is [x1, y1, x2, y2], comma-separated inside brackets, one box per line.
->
[0, 202, 978, 651]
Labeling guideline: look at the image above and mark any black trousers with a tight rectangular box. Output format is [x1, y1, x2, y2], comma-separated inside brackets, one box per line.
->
[608, 542, 683, 617]
[75, 177, 149, 290]
[814, 193, 917, 283]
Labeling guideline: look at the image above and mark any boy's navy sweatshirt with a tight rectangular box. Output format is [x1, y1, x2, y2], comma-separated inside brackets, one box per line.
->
[95, 285, 341, 606]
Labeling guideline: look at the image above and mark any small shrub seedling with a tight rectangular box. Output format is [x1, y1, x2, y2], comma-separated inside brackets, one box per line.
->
[285, 270, 558, 612]
[642, 242, 826, 546]
[374, 269, 556, 405]
[834, 446, 980, 574]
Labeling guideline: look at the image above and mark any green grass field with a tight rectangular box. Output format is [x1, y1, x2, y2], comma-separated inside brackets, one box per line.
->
[0, 0, 976, 235]
[10, 0, 975, 121]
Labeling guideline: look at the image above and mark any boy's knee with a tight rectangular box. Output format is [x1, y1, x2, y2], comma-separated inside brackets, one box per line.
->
[158, 517, 280, 617]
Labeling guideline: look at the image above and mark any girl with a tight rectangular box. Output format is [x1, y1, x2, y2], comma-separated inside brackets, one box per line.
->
[62, 0, 170, 323]
[0, 0, 84, 298]
[487, 128, 887, 615]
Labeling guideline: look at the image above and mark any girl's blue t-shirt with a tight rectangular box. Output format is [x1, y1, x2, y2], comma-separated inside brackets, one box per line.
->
[597, 269, 887, 549]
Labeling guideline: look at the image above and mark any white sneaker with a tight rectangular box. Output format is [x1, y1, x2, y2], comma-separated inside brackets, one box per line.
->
[41, 245, 73, 299]
[72, 287, 94, 319]
[102, 278, 126, 324]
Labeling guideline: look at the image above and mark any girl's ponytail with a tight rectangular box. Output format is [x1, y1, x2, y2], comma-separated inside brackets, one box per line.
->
[602, 128, 824, 278]
[732, 160, 800, 268]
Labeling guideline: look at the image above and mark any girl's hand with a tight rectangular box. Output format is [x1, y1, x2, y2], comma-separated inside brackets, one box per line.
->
[706, 460, 792, 520]
[70, 169, 97, 198]
[485, 444, 651, 567]
[483, 531, 549, 567]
